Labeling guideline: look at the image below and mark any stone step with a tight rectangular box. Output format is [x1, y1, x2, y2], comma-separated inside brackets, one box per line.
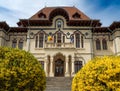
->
[45, 77, 72, 91]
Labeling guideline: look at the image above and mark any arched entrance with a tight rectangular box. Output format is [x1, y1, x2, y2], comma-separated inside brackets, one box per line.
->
[54, 53, 65, 77]
[55, 59, 64, 77]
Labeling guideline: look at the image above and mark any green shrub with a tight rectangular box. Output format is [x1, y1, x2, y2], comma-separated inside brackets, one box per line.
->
[72, 56, 120, 91]
[0, 47, 46, 91]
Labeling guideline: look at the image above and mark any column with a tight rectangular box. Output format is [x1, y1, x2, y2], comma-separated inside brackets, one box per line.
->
[49, 57, 54, 77]
[44, 58, 48, 77]
[71, 57, 75, 77]
[65, 56, 70, 77]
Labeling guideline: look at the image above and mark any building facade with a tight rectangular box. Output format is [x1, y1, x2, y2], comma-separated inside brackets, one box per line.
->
[0, 6, 120, 77]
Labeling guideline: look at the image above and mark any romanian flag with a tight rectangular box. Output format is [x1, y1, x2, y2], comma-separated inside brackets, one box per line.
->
[47, 36, 53, 41]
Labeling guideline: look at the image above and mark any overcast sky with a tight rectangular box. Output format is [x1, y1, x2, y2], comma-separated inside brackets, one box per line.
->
[0, 0, 120, 27]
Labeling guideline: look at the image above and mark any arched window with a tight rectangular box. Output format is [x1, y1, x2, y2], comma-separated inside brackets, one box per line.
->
[81, 36, 84, 48]
[12, 39, 17, 48]
[74, 61, 83, 73]
[57, 32, 61, 43]
[57, 21, 62, 28]
[39, 33, 44, 47]
[56, 19, 63, 28]
[63, 36, 65, 43]
[35, 36, 38, 48]
[54, 35, 56, 43]
[96, 39, 101, 50]
[102, 39, 107, 50]
[75, 33, 80, 48]
[18, 39, 23, 49]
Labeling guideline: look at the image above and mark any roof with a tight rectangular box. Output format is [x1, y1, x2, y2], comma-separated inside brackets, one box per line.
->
[9, 27, 28, 32]
[18, 6, 102, 27]
[0, 21, 9, 31]
[109, 21, 120, 30]
[30, 6, 90, 20]
[92, 27, 112, 33]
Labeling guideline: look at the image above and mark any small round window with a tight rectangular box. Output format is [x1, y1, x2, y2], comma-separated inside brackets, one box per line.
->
[56, 19, 63, 28]
[57, 21, 62, 28]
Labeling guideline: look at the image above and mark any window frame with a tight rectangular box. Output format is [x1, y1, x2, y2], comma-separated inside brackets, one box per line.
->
[96, 38, 101, 50]
[74, 61, 83, 73]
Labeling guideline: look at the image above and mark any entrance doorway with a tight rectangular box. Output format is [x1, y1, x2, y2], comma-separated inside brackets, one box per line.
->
[55, 59, 64, 77]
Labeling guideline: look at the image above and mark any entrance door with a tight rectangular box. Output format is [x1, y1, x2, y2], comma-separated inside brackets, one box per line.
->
[55, 59, 64, 77]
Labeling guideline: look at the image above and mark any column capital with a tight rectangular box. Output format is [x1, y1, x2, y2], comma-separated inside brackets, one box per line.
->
[71, 56, 75, 62]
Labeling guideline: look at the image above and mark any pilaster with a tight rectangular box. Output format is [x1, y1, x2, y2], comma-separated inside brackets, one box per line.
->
[49, 57, 54, 77]
[71, 57, 75, 77]
[65, 56, 70, 77]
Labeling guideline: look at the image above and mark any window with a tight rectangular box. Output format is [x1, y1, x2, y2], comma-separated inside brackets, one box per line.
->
[74, 61, 82, 73]
[63, 36, 65, 43]
[72, 12, 80, 19]
[102, 39, 107, 50]
[54, 36, 56, 43]
[96, 39, 101, 50]
[40, 61, 44, 69]
[12, 39, 17, 48]
[18, 39, 23, 49]
[45, 35, 47, 42]
[57, 21, 62, 28]
[70, 36, 74, 43]
[35, 36, 38, 48]
[81, 36, 84, 48]
[39, 33, 44, 47]
[76, 33, 80, 48]
[57, 33, 61, 43]
[56, 19, 63, 28]
[38, 13, 46, 18]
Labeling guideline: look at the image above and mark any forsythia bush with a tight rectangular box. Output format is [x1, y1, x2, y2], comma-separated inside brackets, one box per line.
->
[0, 47, 46, 91]
[72, 56, 120, 91]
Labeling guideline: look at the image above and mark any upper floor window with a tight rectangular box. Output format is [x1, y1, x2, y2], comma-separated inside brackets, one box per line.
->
[57, 21, 62, 28]
[54, 35, 56, 43]
[57, 32, 61, 43]
[38, 13, 46, 18]
[56, 19, 63, 28]
[81, 36, 84, 48]
[72, 12, 80, 19]
[63, 36, 65, 43]
[18, 39, 23, 49]
[102, 39, 107, 50]
[75, 33, 84, 48]
[96, 39, 101, 50]
[12, 39, 17, 48]
[75, 33, 80, 48]
[39, 33, 44, 47]
[35, 36, 38, 48]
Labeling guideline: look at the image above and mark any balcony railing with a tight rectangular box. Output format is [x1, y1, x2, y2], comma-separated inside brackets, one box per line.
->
[44, 42, 74, 48]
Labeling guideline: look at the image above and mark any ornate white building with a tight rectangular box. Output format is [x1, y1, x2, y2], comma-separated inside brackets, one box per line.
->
[0, 6, 120, 77]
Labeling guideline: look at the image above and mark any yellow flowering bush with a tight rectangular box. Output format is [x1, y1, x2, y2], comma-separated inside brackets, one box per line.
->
[72, 56, 120, 91]
[0, 47, 46, 91]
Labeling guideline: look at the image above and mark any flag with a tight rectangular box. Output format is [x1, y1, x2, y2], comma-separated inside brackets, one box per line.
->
[47, 35, 53, 41]
[70, 36, 74, 43]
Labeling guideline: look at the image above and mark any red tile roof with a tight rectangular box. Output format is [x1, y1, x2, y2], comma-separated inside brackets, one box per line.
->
[30, 6, 90, 20]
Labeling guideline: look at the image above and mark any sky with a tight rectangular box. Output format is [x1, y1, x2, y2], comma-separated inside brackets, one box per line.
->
[0, 0, 120, 27]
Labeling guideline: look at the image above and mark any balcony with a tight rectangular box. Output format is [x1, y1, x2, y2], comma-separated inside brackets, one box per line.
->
[44, 42, 74, 49]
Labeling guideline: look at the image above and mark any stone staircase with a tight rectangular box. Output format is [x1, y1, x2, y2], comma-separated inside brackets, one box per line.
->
[45, 77, 72, 91]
